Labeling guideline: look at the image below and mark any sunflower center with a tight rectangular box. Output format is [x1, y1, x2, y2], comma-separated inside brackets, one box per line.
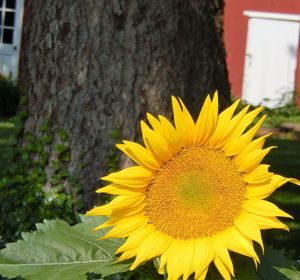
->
[144, 146, 247, 240]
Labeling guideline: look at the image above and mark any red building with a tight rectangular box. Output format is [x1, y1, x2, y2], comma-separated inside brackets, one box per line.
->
[224, 0, 300, 107]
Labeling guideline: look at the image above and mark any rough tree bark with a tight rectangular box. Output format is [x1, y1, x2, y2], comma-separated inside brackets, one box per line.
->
[19, 0, 230, 208]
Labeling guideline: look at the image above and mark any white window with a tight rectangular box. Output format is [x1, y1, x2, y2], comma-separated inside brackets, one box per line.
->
[0, 0, 24, 79]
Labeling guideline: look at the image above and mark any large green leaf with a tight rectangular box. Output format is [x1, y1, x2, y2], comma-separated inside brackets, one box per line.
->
[0, 216, 130, 280]
[274, 267, 300, 280]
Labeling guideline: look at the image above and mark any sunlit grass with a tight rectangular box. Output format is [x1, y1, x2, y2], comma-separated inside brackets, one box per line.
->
[271, 190, 300, 205]
[286, 221, 300, 230]
[0, 116, 16, 177]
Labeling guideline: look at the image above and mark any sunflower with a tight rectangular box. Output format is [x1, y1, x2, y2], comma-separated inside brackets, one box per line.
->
[87, 92, 300, 280]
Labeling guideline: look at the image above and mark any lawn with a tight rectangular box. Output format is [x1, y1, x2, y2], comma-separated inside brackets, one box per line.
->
[0, 117, 300, 258]
[263, 138, 300, 258]
[0, 117, 16, 177]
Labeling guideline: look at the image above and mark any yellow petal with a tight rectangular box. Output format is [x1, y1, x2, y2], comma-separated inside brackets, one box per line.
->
[181, 240, 195, 280]
[222, 227, 259, 264]
[246, 185, 275, 200]
[194, 237, 214, 279]
[172, 96, 195, 147]
[211, 91, 219, 124]
[158, 259, 166, 275]
[195, 91, 219, 145]
[97, 184, 146, 195]
[195, 267, 209, 280]
[115, 248, 137, 263]
[158, 115, 181, 154]
[165, 240, 187, 280]
[102, 215, 148, 239]
[246, 174, 299, 200]
[101, 166, 153, 188]
[289, 177, 300, 186]
[110, 202, 146, 219]
[159, 239, 195, 280]
[116, 224, 155, 254]
[213, 234, 234, 277]
[93, 203, 146, 232]
[92, 220, 111, 231]
[86, 206, 112, 216]
[212, 105, 251, 148]
[235, 133, 271, 163]
[130, 230, 171, 270]
[179, 98, 196, 131]
[146, 113, 163, 133]
[214, 255, 231, 280]
[93, 204, 143, 230]
[117, 141, 160, 170]
[141, 120, 173, 163]
[236, 146, 276, 172]
[86, 194, 145, 216]
[159, 240, 194, 280]
[194, 95, 215, 145]
[235, 214, 264, 251]
[244, 164, 273, 184]
[147, 113, 179, 155]
[243, 200, 293, 218]
[245, 212, 289, 231]
[226, 106, 263, 142]
[208, 99, 240, 147]
[224, 115, 266, 156]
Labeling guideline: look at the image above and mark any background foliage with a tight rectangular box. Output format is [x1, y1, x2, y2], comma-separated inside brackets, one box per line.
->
[0, 75, 20, 117]
[263, 102, 300, 128]
[0, 96, 83, 243]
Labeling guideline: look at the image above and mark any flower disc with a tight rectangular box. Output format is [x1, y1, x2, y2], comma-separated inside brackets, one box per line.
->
[87, 92, 300, 280]
[145, 146, 246, 239]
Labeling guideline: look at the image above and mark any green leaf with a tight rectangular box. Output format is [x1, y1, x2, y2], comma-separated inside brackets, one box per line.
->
[38, 122, 49, 133]
[55, 144, 69, 155]
[41, 133, 53, 144]
[19, 96, 28, 105]
[60, 150, 71, 162]
[0, 216, 130, 280]
[57, 169, 70, 179]
[50, 174, 60, 185]
[274, 267, 300, 279]
[110, 129, 120, 141]
[39, 151, 49, 164]
[51, 160, 62, 172]
[24, 132, 34, 143]
[58, 130, 68, 141]
[18, 110, 28, 120]
[258, 246, 300, 280]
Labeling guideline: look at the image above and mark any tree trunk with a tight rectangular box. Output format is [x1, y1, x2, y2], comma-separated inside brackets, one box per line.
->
[19, 0, 230, 208]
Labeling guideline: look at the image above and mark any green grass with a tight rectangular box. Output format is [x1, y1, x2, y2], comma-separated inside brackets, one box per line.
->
[264, 138, 300, 258]
[0, 116, 16, 177]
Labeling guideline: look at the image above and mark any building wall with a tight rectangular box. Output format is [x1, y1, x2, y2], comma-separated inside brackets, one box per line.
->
[224, 0, 300, 99]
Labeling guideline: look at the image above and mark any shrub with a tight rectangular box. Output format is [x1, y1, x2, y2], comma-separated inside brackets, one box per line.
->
[0, 74, 21, 117]
[0, 111, 83, 242]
